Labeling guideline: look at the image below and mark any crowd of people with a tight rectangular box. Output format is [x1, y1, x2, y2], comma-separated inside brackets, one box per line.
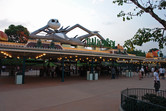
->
[138, 66, 165, 92]
[38, 64, 123, 79]
[138, 66, 165, 80]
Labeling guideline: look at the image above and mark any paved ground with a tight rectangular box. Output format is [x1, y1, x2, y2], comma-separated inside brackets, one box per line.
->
[0, 74, 166, 111]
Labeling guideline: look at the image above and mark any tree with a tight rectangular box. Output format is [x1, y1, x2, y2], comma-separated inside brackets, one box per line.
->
[5, 25, 29, 43]
[113, 0, 166, 49]
[123, 39, 135, 51]
[49, 40, 55, 48]
[36, 39, 42, 47]
[127, 49, 146, 57]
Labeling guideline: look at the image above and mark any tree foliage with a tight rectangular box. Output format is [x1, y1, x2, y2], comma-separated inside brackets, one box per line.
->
[123, 39, 135, 51]
[113, 0, 166, 49]
[5, 25, 29, 43]
[127, 49, 146, 57]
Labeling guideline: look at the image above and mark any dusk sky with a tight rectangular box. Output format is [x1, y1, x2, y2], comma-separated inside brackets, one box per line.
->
[0, 0, 165, 55]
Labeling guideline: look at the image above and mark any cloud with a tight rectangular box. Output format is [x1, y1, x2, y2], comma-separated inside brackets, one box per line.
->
[92, 0, 104, 4]
[0, 19, 27, 31]
[102, 21, 115, 25]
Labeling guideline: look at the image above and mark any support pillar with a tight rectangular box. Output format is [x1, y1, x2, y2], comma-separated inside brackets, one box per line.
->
[0, 59, 1, 76]
[139, 61, 142, 69]
[61, 57, 64, 82]
[91, 58, 94, 73]
[76, 61, 78, 75]
[126, 60, 131, 77]
[112, 59, 115, 67]
[22, 56, 26, 84]
[156, 62, 159, 69]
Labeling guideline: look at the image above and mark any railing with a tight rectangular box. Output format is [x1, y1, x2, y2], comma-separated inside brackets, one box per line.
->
[121, 88, 166, 111]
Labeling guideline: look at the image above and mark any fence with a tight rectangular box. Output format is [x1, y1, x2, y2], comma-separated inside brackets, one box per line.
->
[121, 88, 166, 111]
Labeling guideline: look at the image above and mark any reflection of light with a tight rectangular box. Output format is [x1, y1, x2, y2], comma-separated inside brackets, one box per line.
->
[17, 56, 20, 59]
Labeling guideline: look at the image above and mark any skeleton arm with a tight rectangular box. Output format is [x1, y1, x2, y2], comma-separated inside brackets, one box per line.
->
[30, 25, 49, 37]
[64, 24, 105, 41]
[64, 24, 92, 34]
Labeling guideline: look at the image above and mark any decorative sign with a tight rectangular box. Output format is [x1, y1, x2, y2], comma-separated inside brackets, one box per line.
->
[85, 37, 115, 48]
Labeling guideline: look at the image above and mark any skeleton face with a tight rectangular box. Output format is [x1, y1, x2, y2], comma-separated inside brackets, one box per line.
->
[47, 19, 61, 30]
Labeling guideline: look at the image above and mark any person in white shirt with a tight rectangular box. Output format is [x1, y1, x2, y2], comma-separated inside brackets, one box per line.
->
[154, 68, 160, 92]
[140, 66, 144, 78]
[162, 68, 165, 79]
[159, 67, 163, 77]
[151, 67, 154, 77]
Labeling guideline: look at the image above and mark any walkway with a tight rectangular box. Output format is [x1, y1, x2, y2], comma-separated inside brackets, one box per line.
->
[0, 75, 166, 111]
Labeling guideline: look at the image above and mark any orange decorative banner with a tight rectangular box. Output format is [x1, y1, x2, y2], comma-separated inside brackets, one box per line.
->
[0, 31, 8, 41]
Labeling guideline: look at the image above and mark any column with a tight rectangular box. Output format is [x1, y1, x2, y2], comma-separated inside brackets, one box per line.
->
[91, 58, 94, 73]
[22, 56, 26, 84]
[61, 57, 64, 82]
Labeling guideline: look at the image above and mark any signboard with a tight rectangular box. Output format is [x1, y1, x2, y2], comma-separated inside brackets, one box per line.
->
[85, 37, 115, 48]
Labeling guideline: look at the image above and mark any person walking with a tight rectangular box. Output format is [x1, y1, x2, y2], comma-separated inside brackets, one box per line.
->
[140, 66, 144, 78]
[159, 67, 163, 78]
[111, 67, 116, 79]
[151, 67, 155, 77]
[162, 67, 165, 79]
[153, 68, 160, 92]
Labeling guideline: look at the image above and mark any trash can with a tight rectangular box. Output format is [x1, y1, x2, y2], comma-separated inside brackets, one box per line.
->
[16, 73, 23, 84]
[87, 71, 90, 80]
[126, 70, 129, 77]
[89, 73, 93, 80]
[94, 73, 98, 80]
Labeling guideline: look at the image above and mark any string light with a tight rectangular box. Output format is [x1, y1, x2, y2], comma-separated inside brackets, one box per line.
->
[36, 53, 46, 59]
[1, 51, 12, 58]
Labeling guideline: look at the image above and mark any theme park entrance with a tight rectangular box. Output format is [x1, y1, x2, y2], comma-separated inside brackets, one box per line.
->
[0, 42, 145, 84]
[0, 18, 147, 84]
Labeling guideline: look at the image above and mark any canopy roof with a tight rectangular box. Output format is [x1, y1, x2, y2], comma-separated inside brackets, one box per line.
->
[0, 41, 145, 61]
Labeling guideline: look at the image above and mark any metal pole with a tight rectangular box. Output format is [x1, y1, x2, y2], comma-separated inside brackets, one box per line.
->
[22, 56, 26, 84]
[61, 57, 64, 82]
[91, 58, 94, 73]
[0, 59, 1, 76]
[76, 61, 77, 75]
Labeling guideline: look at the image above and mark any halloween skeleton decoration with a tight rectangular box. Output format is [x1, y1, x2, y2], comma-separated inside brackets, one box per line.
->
[30, 19, 105, 46]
